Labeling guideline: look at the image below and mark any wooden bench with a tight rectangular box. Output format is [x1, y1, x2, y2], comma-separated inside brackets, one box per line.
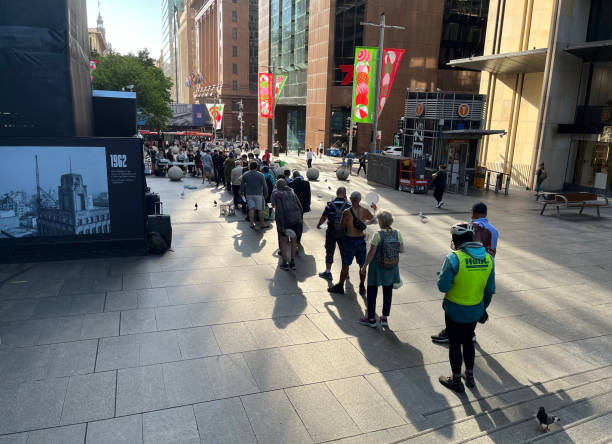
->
[540, 192, 609, 217]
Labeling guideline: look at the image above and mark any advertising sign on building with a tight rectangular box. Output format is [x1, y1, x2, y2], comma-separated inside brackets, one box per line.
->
[378, 49, 405, 118]
[169, 104, 211, 127]
[205, 104, 224, 130]
[258, 73, 273, 119]
[351, 47, 379, 124]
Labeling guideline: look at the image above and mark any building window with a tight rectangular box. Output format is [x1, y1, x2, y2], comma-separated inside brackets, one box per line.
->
[233, 46, 238, 57]
[233, 80, 238, 90]
[333, 1, 366, 85]
[232, 28, 237, 40]
[587, 0, 612, 41]
[232, 101, 241, 111]
[233, 0, 237, 3]
[232, 63, 238, 74]
[438, 0, 489, 69]
[232, 11, 237, 22]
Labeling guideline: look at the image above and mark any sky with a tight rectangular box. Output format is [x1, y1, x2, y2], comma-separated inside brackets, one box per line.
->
[1, 147, 109, 196]
[87, 0, 163, 57]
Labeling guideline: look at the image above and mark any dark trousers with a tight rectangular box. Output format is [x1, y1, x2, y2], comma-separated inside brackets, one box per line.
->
[215, 167, 224, 185]
[433, 187, 445, 204]
[445, 315, 477, 375]
[357, 164, 366, 176]
[232, 185, 243, 207]
[366, 285, 392, 319]
[325, 232, 344, 264]
[307, 159, 312, 168]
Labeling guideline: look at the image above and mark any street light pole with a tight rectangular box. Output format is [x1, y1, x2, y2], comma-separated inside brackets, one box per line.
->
[361, 14, 405, 154]
[271, 64, 277, 156]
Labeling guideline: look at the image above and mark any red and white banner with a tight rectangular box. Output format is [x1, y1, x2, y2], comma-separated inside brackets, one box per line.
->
[258, 73, 273, 119]
[205, 104, 224, 130]
[378, 48, 405, 118]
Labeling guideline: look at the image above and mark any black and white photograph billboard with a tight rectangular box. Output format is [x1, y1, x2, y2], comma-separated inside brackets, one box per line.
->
[0, 146, 110, 239]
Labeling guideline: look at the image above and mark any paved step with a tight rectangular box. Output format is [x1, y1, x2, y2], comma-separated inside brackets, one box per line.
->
[381, 365, 612, 443]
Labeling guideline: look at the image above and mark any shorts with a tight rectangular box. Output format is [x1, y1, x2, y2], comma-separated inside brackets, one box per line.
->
[203, 166, 212, 173]
[247, 195, 264, 211]
[277, 222, 302, 238]
[341, 235, 367, 266]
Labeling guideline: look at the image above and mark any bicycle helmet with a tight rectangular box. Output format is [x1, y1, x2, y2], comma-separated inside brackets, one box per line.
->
[450, 223, 474, 235]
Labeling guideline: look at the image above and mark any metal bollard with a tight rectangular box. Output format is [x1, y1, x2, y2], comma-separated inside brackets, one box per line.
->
[464, 175, 469, 195]
[486, 171, 491, 191]
[505, 176, 511, 195]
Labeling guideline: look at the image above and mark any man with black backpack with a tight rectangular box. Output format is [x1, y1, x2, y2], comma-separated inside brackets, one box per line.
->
[328, 191, 377, 296]
[317, 187, 351, 281]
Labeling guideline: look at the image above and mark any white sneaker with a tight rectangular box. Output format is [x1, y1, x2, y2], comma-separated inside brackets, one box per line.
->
[439, 201, 445, 208]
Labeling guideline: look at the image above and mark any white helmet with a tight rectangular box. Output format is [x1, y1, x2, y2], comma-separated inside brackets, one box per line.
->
[450, 223, 474, 235]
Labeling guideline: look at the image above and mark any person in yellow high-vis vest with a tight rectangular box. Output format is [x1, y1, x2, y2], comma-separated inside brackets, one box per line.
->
[437, 223, 495, 393]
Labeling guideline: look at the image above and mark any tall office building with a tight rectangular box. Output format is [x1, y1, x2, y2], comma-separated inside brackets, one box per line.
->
[161, 0, 185, 103]
[449, 0, 612, 193]
[258, 0, 490, 153]
[186, 0, 259, 141]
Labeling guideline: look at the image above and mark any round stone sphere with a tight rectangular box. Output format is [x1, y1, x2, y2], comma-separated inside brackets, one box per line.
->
[253, 148, 260, 156]
[233, 148, 241, 156]
[336, 168, 349, 180]
[167, 166, 184, 181]
[171, 146, 180, 154]
[306, 168, 319, 181]
[274, 166, 285, 178]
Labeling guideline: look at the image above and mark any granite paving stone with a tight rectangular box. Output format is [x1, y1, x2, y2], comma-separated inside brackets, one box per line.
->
[202, 353, 259, 399]
[285, 383, 360, 442]
[193, 398, 256, 444]
[241, 390, 313, 444]
[142, 406, 200, 444]
[176, 326, 221, 359]
[162, 359, 215, 407]
[86, 415, 143, 444]
[243, 347, 303, 390]
[36, 316, 84, 345]
[80, 312, 120, 339]
[47, 339, 97, 378]
[120, 308, 157, 335]
[25, 424, 85, 444]
[116, 365, 167, 416]
[60, 371, 116, 424]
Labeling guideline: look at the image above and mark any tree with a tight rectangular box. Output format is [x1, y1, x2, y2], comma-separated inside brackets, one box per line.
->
[91, 50, 173, 130]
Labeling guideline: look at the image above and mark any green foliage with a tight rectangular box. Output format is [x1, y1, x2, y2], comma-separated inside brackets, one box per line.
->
[92, 50, 173, 130]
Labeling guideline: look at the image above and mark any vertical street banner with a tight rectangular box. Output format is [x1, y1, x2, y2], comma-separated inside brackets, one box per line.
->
[378, 49, 405, 118]
[274, 74, 287, 102]
[258, 73, 273, 119]
[352, 47, 379, 124]
[89, 59, 98, 82]
[205, 104, 224, 130]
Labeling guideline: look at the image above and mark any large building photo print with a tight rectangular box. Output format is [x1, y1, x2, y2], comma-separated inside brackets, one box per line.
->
[0, 146, 110, 238]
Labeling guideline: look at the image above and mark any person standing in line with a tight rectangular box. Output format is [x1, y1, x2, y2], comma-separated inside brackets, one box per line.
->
[262, 149, 271, 165]
[231, 160, 246, 211]
[317, 187, 351, 281]
[437, 223, 495, 393]
[357, 153, 367, 177]
[318, 141, 324, 157]
[358, 210, 403, 328]
[240, 161, 270, 230]
[288, 170, 311, 245]
[202, 150, 213, 184]
[271, 179, 303, 270]
[431, 202, 499, 344]
[432, 164, 447, 208]
[306, 148, 314, 169]
[328, 191, 377, 296]
[223, 152, 236, 191]
[213, 150, 225, 187]
[535, 163, 547, 195]
[262, 166, 276, 204]
[346, 152, 355, 175]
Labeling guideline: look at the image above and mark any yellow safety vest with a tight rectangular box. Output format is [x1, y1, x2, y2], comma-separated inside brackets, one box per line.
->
[445, 250, 493, 306]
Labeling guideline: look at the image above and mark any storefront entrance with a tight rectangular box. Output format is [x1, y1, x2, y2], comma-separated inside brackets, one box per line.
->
[571, 140, 611, 192]
[444, 139, 478, 192]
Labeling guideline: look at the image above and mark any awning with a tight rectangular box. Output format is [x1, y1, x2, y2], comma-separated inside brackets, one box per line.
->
[447, 48, 548, 74]
[565, 40, 612, 62]
[442, 129, 507, 139]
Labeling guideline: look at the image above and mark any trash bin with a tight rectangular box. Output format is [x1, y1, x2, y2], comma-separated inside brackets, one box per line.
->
[473, 166, 487, 189]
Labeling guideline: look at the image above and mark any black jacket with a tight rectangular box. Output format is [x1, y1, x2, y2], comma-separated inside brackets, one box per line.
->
[288, 178, 311, 213]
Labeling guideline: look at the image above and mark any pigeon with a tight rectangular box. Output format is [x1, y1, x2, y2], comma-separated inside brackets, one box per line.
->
[194, 203, 198, 211]
[536, 407, 560, 432]
[317, 193, 322, 198]
[328, 186, 331, 190]
[179, 191, 185, 199]
[324, 178, 327, 182]
[418, 211, 426, 219]
[213, 200, 218, 206]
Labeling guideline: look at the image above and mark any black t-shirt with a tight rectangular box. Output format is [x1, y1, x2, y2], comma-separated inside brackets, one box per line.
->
[432, 171, 447, 189]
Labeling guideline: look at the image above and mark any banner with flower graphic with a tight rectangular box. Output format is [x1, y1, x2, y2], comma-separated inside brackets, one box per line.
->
[205, 104, 224, 130]
[378, 49, 405, 118]
[258, 73, 274, 119]
[351, 47, 379, 124]
[89, 59, 98, 82]
[274, 74, 287, 102]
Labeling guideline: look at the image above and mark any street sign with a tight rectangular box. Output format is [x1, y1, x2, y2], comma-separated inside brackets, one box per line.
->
[457, 103, 470, 118]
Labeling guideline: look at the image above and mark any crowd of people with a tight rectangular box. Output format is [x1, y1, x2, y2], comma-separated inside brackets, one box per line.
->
[148, 139, 500, 395]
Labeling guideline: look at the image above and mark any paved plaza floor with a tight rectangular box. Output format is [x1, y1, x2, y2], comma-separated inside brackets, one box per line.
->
[1, 154, 611, 443]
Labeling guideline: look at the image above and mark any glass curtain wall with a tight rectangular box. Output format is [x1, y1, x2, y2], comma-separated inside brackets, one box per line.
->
[438, 0, 489, 69]
[587, 0, 612, 42]
[333, 0, 365, 85]
[270, 0, 309, 105]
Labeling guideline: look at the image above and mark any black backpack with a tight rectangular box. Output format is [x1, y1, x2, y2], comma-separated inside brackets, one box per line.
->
[376, 230, 400, 268]
[331, 202, 346, 239]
